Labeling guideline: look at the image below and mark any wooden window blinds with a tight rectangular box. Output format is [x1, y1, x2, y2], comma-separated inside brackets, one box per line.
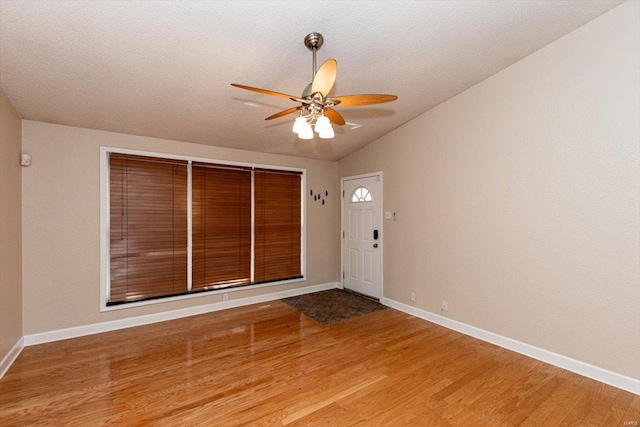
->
[192, 164, 251, 290]
[109, 154, 188, 303]
[254, 170, 302, 283]
[108, 153, 302, 305]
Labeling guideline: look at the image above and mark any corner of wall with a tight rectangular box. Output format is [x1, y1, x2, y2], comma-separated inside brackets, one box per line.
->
[0, 86, 24, 378]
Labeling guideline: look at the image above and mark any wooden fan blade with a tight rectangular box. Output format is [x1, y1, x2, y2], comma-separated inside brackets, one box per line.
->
[331, 94, 398, 106]
[265, 107, 300, 121]
[231, 83, 298, 101]
[325, 108, 345, 126]
[311, 59, 337, 97]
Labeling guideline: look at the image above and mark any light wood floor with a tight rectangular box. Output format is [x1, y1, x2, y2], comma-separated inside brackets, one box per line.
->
[0, 301, 637, 426]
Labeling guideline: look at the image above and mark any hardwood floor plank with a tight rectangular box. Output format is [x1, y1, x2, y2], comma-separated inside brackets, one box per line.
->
[598, 390, 635, 426]
[281, 374, 388, 425]
[0, 301, 636, 426]
[520, 372, 591, 426]
[619, 395, 640, 427]
[558, 381, 615, 426]
[581, 384, 620, 426]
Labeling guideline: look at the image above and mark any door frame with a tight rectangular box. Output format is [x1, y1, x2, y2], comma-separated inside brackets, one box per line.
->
[340, 171, 384, 299]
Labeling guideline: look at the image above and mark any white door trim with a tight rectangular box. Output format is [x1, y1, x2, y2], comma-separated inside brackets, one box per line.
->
[340, 172, 383, 299]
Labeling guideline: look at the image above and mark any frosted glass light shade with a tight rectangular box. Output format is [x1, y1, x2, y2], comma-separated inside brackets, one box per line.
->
[314, 116, 331, 134]
[318, 125, 335, 139]
[315, 115, 334, 138]
[298, 122, 314, 139]
[292, 116, 307, 135]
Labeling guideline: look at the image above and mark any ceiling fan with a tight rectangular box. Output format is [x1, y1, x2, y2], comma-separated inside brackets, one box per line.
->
[231, 32, 398, 139]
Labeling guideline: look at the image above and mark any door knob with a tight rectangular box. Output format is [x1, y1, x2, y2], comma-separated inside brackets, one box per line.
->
[373, 243, 378, 248]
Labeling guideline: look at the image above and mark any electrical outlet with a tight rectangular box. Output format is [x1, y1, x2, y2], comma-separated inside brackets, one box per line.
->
[441, 300, 448, 311]
[223, 293, 229, 302]
[410, 291, 416, 302]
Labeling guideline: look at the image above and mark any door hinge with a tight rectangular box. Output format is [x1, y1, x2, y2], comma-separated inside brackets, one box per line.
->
[342, 271, 345, 279]
[342, 190, 345, 198]
[343, 231, 345, 238]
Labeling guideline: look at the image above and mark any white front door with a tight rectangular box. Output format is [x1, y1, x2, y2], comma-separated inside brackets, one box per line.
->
[342, 175, 382, 299]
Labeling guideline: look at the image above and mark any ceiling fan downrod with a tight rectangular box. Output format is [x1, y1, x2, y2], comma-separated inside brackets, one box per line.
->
[304, 32, 324, 80]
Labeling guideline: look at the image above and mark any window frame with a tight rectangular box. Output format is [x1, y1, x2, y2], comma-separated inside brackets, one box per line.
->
[100, 146, 306, 312]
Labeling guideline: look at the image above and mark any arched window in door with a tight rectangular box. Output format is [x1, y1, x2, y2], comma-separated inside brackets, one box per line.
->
[351, 186, 372, 203]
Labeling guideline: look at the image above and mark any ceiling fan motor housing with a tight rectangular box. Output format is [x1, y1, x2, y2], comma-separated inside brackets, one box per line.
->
[301, 83, 313, 99]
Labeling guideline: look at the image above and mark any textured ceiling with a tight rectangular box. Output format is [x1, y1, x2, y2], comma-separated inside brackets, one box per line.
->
[0, 1, 624, 161]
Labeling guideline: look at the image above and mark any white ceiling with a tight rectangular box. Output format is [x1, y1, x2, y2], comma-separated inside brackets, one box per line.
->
[0, 1, 624, 161]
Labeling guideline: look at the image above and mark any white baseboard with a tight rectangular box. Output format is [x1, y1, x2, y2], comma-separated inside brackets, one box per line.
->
[24, 282, 340, 347]
[0, 337, 24, 380]
[381, 297, 640, 396]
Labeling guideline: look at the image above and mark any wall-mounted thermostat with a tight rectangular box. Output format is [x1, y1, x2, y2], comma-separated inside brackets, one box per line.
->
[19, 153, 31, 166]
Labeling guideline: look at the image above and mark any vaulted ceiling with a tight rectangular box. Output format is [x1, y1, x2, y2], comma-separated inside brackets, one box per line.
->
[0, 1, 623, 160]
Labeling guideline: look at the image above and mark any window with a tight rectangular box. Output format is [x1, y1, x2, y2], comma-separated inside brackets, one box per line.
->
[109, 155, 188, 302]
[192, 164, 252, 290]
[254, 169, 302, 283]
[104, 150, 304, 306]
[351, 186, 372, 202]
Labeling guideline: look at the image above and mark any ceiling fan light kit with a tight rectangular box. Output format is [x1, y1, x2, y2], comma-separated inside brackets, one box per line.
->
[231, 32, 397, 140]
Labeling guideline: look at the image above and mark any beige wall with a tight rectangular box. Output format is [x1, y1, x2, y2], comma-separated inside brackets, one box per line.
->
[0, 88, 23, 359]
[339, 2, 639, 379]
[22, 121, 339, 334]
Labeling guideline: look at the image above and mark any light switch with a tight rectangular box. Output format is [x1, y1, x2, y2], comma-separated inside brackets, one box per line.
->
[384, 211, 392, 220]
